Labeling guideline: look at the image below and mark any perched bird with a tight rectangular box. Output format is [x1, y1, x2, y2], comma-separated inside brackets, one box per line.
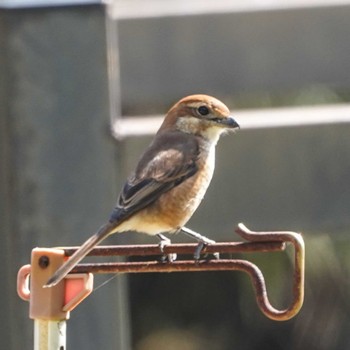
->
[45, 94, 239, 287]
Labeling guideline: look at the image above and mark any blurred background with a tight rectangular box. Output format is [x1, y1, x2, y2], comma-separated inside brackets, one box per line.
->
[1, 0, 350, 349]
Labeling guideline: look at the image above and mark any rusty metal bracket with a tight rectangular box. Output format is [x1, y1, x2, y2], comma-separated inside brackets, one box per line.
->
[62, 223, 304, 321]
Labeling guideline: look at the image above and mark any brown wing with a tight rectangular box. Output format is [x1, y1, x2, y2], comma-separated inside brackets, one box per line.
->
[109, 131, 200, 223]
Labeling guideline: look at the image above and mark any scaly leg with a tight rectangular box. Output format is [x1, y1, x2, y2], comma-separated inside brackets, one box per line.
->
[180, 227, 219, 260]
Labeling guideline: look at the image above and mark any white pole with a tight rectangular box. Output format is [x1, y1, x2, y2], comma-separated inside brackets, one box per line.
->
[34, 319, 66, 350]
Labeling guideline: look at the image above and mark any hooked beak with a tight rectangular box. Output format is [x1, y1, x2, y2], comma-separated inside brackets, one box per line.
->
[221, 115, 240, 129]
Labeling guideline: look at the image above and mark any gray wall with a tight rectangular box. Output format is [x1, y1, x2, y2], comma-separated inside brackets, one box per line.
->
[0, 5, 129, 350]
[116, 4, 350, 113]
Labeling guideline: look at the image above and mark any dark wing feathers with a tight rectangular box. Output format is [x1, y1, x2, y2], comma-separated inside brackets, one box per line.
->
[109, 131, 199, 223]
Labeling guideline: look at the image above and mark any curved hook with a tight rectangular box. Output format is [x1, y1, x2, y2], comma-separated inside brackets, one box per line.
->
[235, 223, 305, 321]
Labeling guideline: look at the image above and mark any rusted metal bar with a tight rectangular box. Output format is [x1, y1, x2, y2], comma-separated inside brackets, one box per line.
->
[71, 259, 260, 274]
[62, 223, 305, 321]
[61, 240, 285, 257]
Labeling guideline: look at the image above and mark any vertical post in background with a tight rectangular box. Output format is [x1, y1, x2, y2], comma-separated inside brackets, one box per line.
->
[105, 2, 122, 129]
[105, 3, 132, 350]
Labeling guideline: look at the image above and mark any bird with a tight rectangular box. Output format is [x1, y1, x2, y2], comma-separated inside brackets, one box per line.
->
[45, 94, 239, 287]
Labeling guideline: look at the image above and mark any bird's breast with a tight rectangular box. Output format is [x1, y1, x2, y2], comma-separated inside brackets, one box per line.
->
[116, 143, 216, 236]
[153, 143, 216, 230]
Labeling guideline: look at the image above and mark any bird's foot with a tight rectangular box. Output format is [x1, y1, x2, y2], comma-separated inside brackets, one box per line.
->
[194, 240, 220, 261]
[157, 234, 177, 262]
[181, 227, 220, 260]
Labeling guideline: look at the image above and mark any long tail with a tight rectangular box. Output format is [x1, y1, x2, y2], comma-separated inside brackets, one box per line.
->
[44, 222, 116, 288]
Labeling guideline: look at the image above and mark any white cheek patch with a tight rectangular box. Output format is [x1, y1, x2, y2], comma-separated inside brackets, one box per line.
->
[176, 116, 200, 133]
[176, 117, 224, 144]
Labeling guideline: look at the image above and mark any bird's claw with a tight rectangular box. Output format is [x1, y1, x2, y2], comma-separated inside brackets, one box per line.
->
[194, 239, 220, 261]
[194, 242, 205, 260]
[157, 234, 177, 262]
[180, 227, 219, 261]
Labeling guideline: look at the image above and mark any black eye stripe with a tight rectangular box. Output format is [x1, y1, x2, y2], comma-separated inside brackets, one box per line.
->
[197, 106, 209, 116]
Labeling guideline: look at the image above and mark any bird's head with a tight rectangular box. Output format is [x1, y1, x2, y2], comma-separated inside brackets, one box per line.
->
[159, 94, 239, 143]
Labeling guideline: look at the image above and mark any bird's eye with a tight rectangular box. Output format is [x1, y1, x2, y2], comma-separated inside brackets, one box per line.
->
[197, 106, 209, 116]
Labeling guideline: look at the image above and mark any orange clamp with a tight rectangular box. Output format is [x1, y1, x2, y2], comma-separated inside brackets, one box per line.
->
[17, 248, 93, 320]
